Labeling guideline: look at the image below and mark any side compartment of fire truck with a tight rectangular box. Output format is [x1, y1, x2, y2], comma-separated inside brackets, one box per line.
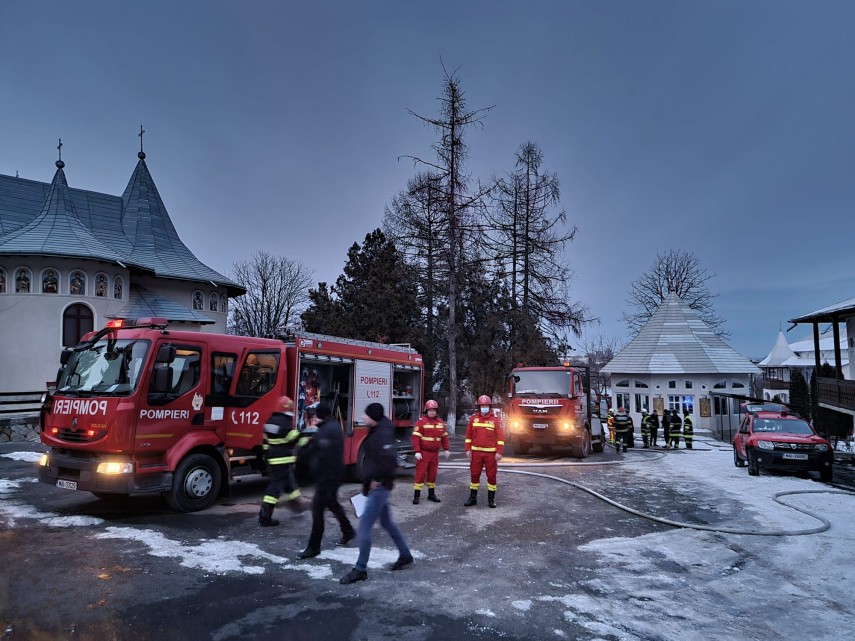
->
[292, 353, 422, 481]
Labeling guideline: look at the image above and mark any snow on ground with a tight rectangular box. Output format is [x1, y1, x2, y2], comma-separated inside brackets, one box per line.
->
[534, 437, 855, 641]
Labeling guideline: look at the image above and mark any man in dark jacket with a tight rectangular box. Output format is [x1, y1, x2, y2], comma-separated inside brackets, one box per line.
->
[340, 403, 413, 584]
[298, 402, 355, 559]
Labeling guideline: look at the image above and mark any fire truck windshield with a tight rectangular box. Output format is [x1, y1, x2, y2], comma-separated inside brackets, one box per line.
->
[512, 370, 571, 397]
[57, 339, 150, 396]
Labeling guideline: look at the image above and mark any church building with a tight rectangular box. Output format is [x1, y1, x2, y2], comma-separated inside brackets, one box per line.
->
[0, 141, 243, 395]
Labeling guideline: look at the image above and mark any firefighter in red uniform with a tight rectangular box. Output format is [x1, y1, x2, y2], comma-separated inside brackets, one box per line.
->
[411, 400, 451, 504]
[464, 395, 504, 508]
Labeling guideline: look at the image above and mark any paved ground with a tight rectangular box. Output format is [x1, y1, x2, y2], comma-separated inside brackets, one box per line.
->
[1, 434, 852, 641]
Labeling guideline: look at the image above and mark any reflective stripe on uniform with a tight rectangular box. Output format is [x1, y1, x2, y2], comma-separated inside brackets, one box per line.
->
[268, 456, 296, 465]
[471, 446, 497, 452]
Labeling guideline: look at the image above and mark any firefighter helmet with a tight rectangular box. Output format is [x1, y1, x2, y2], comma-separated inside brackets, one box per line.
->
[477, 395, 491, 406]
[424, 400, 439, 412]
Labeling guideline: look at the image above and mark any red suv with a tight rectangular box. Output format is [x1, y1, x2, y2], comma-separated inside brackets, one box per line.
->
[733, 410, 833, 482]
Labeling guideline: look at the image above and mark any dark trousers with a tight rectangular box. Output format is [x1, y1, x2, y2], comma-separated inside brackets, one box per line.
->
[307, 481, 354, 549]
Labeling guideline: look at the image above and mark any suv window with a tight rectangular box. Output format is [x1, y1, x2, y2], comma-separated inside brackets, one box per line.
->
[753, 418, 812, 435]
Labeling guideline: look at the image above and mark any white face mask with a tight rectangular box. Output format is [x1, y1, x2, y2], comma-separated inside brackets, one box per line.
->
[480, 406, 490, 415]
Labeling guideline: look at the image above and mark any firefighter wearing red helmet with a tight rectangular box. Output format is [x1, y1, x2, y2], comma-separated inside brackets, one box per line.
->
[410, 399, 451, 504]
[464, 394, 504, 508]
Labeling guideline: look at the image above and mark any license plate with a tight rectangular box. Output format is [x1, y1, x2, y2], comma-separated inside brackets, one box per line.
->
[782, 453, 808, 460]
[533, 423, 548, 429]
[56, 479, 77, 490]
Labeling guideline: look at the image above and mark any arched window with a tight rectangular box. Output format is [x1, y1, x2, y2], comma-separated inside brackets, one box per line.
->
[41, 269, 59, 294]
[633, 380, 648, 388]
[713, 381, 727, 389]
[69, 270, 86, 296]
[63, 303, 94, 347]
[731, 381, 745, 389]
[210, 292, 219, 312]
[113, 276, 124, 300]
[0, 267, 6, 293]
[15, 268, 32, 293]
[192, 290, 204, 310]
[95, 273, 108, 297]
[220, 294, 228, 313]
[616, 379, 629, 388]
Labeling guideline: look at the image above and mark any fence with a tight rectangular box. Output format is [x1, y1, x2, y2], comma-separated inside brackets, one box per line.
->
[0, 391, 44, 416]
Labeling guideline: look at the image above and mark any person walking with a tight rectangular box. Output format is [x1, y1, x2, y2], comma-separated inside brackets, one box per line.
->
[668, 409, 682, 449]
[340, 403, 413, 584]
[258, 396, 305, 527]
[607, 408, 616, 446]
[640, 409, 651, 448]
[612, 406, 633, 453]
[648, 409, 660, 447]
[463, 395, 504, 508]
[411, 399, 451, 504]
[661, 409, 671, 448]
[682, 410, 694, 449]
[298, 402, 355, 559]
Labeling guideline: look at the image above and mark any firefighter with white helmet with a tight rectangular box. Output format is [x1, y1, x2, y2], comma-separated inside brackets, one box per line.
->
[463, 394, 504, 508]
[411, 399, 451, 504]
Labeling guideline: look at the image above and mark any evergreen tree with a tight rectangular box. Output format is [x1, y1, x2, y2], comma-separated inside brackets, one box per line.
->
[301, 229, 424, 349]
[788, 369, 811, 420]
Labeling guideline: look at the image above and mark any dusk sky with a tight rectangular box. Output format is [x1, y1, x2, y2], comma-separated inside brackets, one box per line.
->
[2, 1, 854, 359]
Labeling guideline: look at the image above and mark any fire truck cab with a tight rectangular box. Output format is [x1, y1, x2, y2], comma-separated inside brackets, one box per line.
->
[505, 364, 605, 458]
[38, 319, 424, 511]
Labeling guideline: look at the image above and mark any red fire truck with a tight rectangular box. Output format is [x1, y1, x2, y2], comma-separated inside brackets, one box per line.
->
[505, 363, 605, 458]
[38, 318, 424, 511]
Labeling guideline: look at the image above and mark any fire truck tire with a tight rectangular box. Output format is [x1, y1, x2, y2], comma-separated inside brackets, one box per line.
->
[166, 453, 222, 512]
[572, 429, 592, 459]
[592, 433, 604, 453]
[512, 439, 530, 455]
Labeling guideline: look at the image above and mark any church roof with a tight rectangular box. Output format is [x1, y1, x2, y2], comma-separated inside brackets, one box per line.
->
[0, 163, 127, 265]
[790, 296, 855, 324]
[109, 284, 215, 324]
[0, 153, 243, 295]
[602, 293, 760, 375]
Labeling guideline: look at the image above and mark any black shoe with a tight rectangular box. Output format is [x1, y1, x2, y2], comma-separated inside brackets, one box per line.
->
[389, 554, 414, 571]
[340, 568, 368, 584]
[413, 490, 420, 505]
[427, 491, 441, 503]
[463, 490, 478, 507]
[258, 517, 280, 527]
[298, 547, 321, 559]
[487, 490, 496, 508]
[337, 531, 355, 546]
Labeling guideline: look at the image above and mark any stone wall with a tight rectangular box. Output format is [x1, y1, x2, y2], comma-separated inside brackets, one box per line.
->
[0, 414, 41, 443]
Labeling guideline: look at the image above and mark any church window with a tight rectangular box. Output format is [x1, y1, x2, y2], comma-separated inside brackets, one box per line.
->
[113, 276, 123, 299]
[95, 273, 108, 297]
[0, 267, 6, 293]
[15, 268, 32, 293]
[63, 303, 94, 347]
[192, 290, 204, 310]
[69, 270, 86, 296]
[220, 294, 228, 313]
[210, 293, 219, 312]
[42, 269, 59, 294]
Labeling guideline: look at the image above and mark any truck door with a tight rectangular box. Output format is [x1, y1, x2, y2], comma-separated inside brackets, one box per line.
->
[136, 342, 205, 457]
[224, 350, 281, 450]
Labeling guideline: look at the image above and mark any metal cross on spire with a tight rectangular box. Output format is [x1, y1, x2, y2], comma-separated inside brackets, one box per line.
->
[57, 138, 63, 161]
[138, 125, 146, 159]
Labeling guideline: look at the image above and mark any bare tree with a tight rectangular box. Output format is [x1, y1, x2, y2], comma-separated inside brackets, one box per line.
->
[487, 141, 589, 344]
[229, 251, 314, 337]
[580, 333, 624, 395]
[623, 250, 728, 338]
[401, 64, 494, 432]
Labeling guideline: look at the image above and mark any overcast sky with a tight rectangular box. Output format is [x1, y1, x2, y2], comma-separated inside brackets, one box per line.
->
[2, 1, 854, 358]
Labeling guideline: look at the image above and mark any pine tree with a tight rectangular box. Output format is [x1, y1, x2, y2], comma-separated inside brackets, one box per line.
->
[788, 369, 811, 420]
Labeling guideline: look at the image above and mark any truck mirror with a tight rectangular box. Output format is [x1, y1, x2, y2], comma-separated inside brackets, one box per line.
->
[156, 344, 176, 364]
[152, 365, 172, 393]
[59, 349, 73, 366]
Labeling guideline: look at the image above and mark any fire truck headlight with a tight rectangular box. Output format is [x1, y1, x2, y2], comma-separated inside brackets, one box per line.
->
[511, 419, 520, 430]
[39, 453, 48, 467]
[562, 421, 571, 431]
[97, 461, 134, 475]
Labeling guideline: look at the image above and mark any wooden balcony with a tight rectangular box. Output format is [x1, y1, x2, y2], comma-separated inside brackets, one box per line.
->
[762, 379, 790, 391]
[817, 377, 855, 412]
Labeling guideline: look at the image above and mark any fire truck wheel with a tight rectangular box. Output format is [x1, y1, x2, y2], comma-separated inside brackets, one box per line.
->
[592, 431, 605, 453]
[572, 429, 592, 459]
[513, 440, 530, 455]
[166, 453, 222, 512]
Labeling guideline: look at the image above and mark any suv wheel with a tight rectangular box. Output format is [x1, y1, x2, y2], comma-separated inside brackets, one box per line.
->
[733, 447, 746, 468]
[747, 451, 760, 476]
